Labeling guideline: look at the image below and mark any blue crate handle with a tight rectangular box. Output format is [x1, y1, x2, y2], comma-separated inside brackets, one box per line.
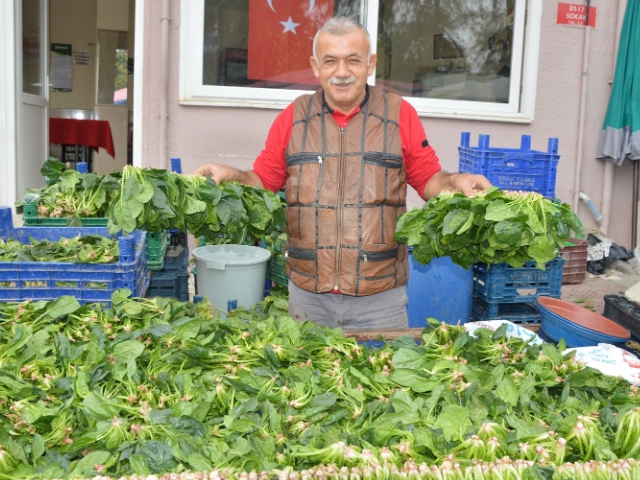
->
[76, 162, 88, 173]
[0, 207, 12, 231]
[478, 134, 491, 150]
[118, 235, 136, 263]
[169, 159, 182, 237]
[520, 135, 531, 151]
[461, 132, 559, 154]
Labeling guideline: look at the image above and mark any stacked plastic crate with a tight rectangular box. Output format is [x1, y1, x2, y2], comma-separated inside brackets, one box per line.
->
[264, 232, 288, 290]
[459, 132, 565, 325]
[145, 158, 190, 301]
[263, 191, 288, 294]
[146, 231, 190, 301]
[0, 207, 148, 305]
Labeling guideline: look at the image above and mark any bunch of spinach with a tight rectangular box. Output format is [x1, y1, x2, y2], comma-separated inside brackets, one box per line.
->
[107, 166, 285, 245]
[0, 235, 119, 263]
[0, 292, 637, 479]
[395, 188, 582, 269]
[19, 161, 285, 245]
[20, 166, 121, 222]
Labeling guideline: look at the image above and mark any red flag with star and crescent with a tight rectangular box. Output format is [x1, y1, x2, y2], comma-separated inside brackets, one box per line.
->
[248, 0, 334, 83]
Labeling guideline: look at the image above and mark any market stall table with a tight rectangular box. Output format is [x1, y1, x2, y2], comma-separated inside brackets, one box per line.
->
[49, 118, 115, 171]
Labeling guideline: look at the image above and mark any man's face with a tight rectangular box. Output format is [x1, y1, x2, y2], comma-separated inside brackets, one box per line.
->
[310, 29, 377, 114]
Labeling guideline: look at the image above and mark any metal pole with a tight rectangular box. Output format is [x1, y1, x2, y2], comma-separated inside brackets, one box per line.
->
[572, 0, 592, 212]
[158, 0, 170, 169]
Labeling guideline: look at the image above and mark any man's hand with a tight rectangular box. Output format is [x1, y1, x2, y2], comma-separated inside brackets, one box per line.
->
[192, 162, 264, 188]
[422, 171, 492, 200]
[193, 163, 236, 184]
[451, 172, 492, 197]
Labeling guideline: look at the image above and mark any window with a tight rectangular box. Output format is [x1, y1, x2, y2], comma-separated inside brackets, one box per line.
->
[180, 0, 541, 122]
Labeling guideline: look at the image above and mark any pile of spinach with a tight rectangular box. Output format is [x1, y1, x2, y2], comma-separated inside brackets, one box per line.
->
[0, 292, 637, 479]
[395, 188, 582, 269]
[0, 235, 119, 263]
[20, 166, 121, 220]
[20, 160, 286, 245]
[107, 166, 285, 245]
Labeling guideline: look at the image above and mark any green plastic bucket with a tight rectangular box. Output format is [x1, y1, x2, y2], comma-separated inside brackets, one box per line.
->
[192, 245, 271, 313]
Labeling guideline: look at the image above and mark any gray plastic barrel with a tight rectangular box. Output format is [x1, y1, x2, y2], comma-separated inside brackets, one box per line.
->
[192, 245, 271, 313]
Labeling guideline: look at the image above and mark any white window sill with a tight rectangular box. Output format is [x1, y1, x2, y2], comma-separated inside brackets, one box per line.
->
[178, 97, 534, 123]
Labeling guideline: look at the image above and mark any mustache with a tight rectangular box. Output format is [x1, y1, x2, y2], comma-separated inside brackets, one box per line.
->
[328, 75, 357, 86]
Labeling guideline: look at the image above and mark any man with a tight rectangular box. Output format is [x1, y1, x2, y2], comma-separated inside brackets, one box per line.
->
[195, 17, 490, 329]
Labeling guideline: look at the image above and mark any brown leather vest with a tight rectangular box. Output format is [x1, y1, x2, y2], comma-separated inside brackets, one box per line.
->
[284, 86, 408, 296]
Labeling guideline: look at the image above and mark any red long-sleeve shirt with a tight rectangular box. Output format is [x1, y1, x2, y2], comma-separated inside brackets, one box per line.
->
[253, 95, 441, 196]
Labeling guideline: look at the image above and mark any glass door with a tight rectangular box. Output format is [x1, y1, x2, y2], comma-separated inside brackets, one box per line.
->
[18, 0, 49, 194]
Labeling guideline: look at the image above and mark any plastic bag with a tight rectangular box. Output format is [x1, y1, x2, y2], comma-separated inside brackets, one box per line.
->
[564, 343, 640, 385]
[465, 320, 544, 345]
[587, 233, 634, 275]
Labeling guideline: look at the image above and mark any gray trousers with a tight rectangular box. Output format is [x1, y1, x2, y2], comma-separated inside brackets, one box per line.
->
[288, 281, 409, 329]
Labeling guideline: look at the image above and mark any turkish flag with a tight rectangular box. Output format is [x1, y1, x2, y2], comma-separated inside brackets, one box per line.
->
[248, 0, 334, 83]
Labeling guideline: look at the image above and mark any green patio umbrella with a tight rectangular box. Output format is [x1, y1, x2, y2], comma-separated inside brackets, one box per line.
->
[596, 0, 640, 166]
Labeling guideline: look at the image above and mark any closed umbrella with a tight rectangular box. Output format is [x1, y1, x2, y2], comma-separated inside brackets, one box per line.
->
[596, 0, 640, 165]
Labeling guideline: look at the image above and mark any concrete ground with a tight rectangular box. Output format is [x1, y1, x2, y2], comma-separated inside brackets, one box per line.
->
[561, 271, 640, 314]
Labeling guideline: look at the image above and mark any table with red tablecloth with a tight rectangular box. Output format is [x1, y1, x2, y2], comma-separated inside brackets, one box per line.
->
[49, 118, 116, 158]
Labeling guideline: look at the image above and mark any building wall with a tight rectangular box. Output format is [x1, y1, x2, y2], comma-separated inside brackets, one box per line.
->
[141, 0, 635, 246]
[97, 0, 129, 32]
[50, 0, 97, 110]
[50, 0, 131, 111]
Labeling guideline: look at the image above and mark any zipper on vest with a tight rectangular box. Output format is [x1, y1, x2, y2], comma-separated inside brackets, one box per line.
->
[361, 248, 398, 263]
[334, 128, 345, 291]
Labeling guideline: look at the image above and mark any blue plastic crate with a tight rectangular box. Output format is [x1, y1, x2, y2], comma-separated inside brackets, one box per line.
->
[458, 132, 560, 198]
[472, 297, 541, 325]
[0, 207, 148, 305]
[473, 257, 565, 304]
[146, 269, 190, 301]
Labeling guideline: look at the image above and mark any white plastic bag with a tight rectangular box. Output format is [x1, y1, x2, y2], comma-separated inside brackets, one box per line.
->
[465, 320, 544, 345]
[563, 343, 640, 385]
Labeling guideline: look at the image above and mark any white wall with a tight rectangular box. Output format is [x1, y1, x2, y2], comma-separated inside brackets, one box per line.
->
[0, 1, 17, 208]
[128, 0, 135, 113]
[50, 0, 130, 111]
[94, 105, 128, 174]
[97, 0, 129, 32]
[50, 0, 97, 110]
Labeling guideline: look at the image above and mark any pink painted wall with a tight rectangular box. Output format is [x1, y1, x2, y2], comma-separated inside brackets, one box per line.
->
[140, 0, 635, 247]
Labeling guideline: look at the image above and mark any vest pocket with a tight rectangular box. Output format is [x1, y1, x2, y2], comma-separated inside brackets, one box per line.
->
[360, 247, 398, 263]
[286, 152, 325, 167]
[362, 154, 405, 205]
[287, 246, 317, 261]
[362, 153, 403, 169]
[359, 247, 399, 280]
[286, 246, 317, 280]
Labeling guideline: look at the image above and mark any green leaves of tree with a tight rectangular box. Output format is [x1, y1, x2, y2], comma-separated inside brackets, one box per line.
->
[395, 188, 581, 269]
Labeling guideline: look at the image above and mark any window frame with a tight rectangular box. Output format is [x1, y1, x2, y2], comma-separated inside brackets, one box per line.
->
[180, 0, 541, 123]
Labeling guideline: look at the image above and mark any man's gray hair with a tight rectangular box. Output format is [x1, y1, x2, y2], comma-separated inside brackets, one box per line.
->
[312, 16, 372, 64]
